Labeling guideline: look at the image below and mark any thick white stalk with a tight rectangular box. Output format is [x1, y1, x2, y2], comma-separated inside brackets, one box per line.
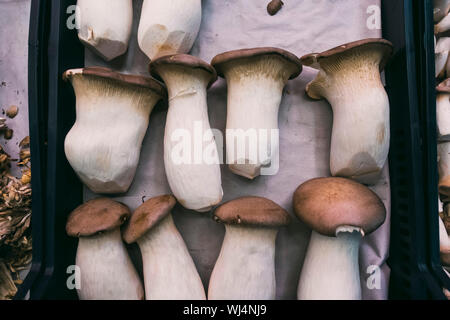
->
[76, 229, 143, 300]
[297, 229, 362, 300]
[438, 142, 450, 181]
[64, 75, 159, 194]
[437, 93, 450, 140]
[77, 0, 133, 61]
[138, 214, 206, 300]
[321, 66, 390, 185]
[138, 0, 201, 60]
[160, 68, 223, 211]
[224, 74, 284, 179]
[208, 225, 278, 300]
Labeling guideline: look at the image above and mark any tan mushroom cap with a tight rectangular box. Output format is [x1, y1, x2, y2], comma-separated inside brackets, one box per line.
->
[211, 47, 303, 80]
[62, 66, 167, 99]
[66, 198, 131, 237]
[437, 78, 450, 93]
[122, 195, 177, 244]
[293, 177, 386, 237]
[300, 38, 393, 71]
[213, 196, 290, 228]
[149, 54, 218, 88]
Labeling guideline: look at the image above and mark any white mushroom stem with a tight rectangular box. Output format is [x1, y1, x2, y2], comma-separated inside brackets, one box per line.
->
[434, 0, 450, 23]
[76, 229, 143, 300]
[137, 214, 206, 300]
[437, 93, 450, 141]
[438, 142, 450, 181]
[223, 59, 294, 179]
[297, 227, 363, 300]
[158, 67, 223, 212]
[138, 0, 201, 60]
[309, 55, 390, 185]
[435, 37, 450, 78]
[436, 12, 450, 35]
[64, 71, 160, 194]
[208, 225, 278, 300]
[77, 0, 133, 61]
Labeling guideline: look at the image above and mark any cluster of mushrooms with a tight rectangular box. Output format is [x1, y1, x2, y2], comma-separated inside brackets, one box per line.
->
[435, 0, 450, 278]
[62, 1, 394, 300]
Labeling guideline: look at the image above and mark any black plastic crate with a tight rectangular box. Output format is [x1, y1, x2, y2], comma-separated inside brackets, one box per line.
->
[16, 0, 450, 300]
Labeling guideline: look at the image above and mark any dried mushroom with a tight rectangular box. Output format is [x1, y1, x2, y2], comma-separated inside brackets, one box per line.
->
[0, 135, 32, 300]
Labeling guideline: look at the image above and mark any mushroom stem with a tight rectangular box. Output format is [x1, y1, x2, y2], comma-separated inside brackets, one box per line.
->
[208, 225, 278, 300]
[156, 63, 223, 212]
[318, 66, 390, 184]
[137, 214, 206, 300]
[298, 228, 363, 300]
[76, 229, 143, 300]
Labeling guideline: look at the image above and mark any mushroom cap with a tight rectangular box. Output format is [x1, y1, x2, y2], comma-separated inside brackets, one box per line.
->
[62, 67, 167, 99]
[437, 78, 450, 93]
[149, 54, 218, 88]
[300, 38, 393, 71]
[211, 47, 303, 79]
[213, 196, 290, 228]
[122, 195, 177, 244]
[293, 177, 386, 237]
[66, 198, 131, 237]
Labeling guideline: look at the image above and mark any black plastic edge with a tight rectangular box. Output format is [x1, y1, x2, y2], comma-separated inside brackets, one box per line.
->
[14, 0, 50, 300]
[28, 0, 84, 300]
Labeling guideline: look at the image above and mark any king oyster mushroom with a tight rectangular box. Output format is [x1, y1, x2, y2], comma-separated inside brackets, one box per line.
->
[211, 48, 302, 179]
[77, 0, 133, 61]
[122, 195, 206, 300]
[149, 55, 223, 212]
[138, 0, 202, 60]
[208, 196, 290, 300]
[66, 198, 144, 300]
[300, 39, 393, 185]
[63, 67, 166, 194]
[293, 177, 386, 300]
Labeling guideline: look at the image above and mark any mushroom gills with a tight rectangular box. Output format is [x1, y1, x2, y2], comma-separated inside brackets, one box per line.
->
[298, 228, 363, 300]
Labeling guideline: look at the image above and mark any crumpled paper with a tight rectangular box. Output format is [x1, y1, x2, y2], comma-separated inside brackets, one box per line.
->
[85, 0, 390, 300]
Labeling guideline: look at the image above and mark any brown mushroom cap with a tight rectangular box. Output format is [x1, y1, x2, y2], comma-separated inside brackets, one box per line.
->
[211, 47, 303, 79]
[300, 38, 393, 71]
[66, 198, 131, 237]
[122, 195, 177, 244]
[62, 67, 167, 99]
[149, 54, 218, 88]
[437, 78, 450, 93]
[293, 177, 386, 237]
[213, 196, 290, 228]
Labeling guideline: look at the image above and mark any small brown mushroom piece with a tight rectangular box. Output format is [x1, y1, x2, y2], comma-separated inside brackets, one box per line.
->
[293, 177, 386, 300]
[122, 195, 206, 300]
[66, 198, 144, 300]
[208, 196, 290, 300]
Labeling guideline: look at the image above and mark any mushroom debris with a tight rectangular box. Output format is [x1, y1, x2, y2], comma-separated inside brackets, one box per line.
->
[293, 177, 386, 300]
[300, 39, 393, 185]
[0, 136, 32, 300]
